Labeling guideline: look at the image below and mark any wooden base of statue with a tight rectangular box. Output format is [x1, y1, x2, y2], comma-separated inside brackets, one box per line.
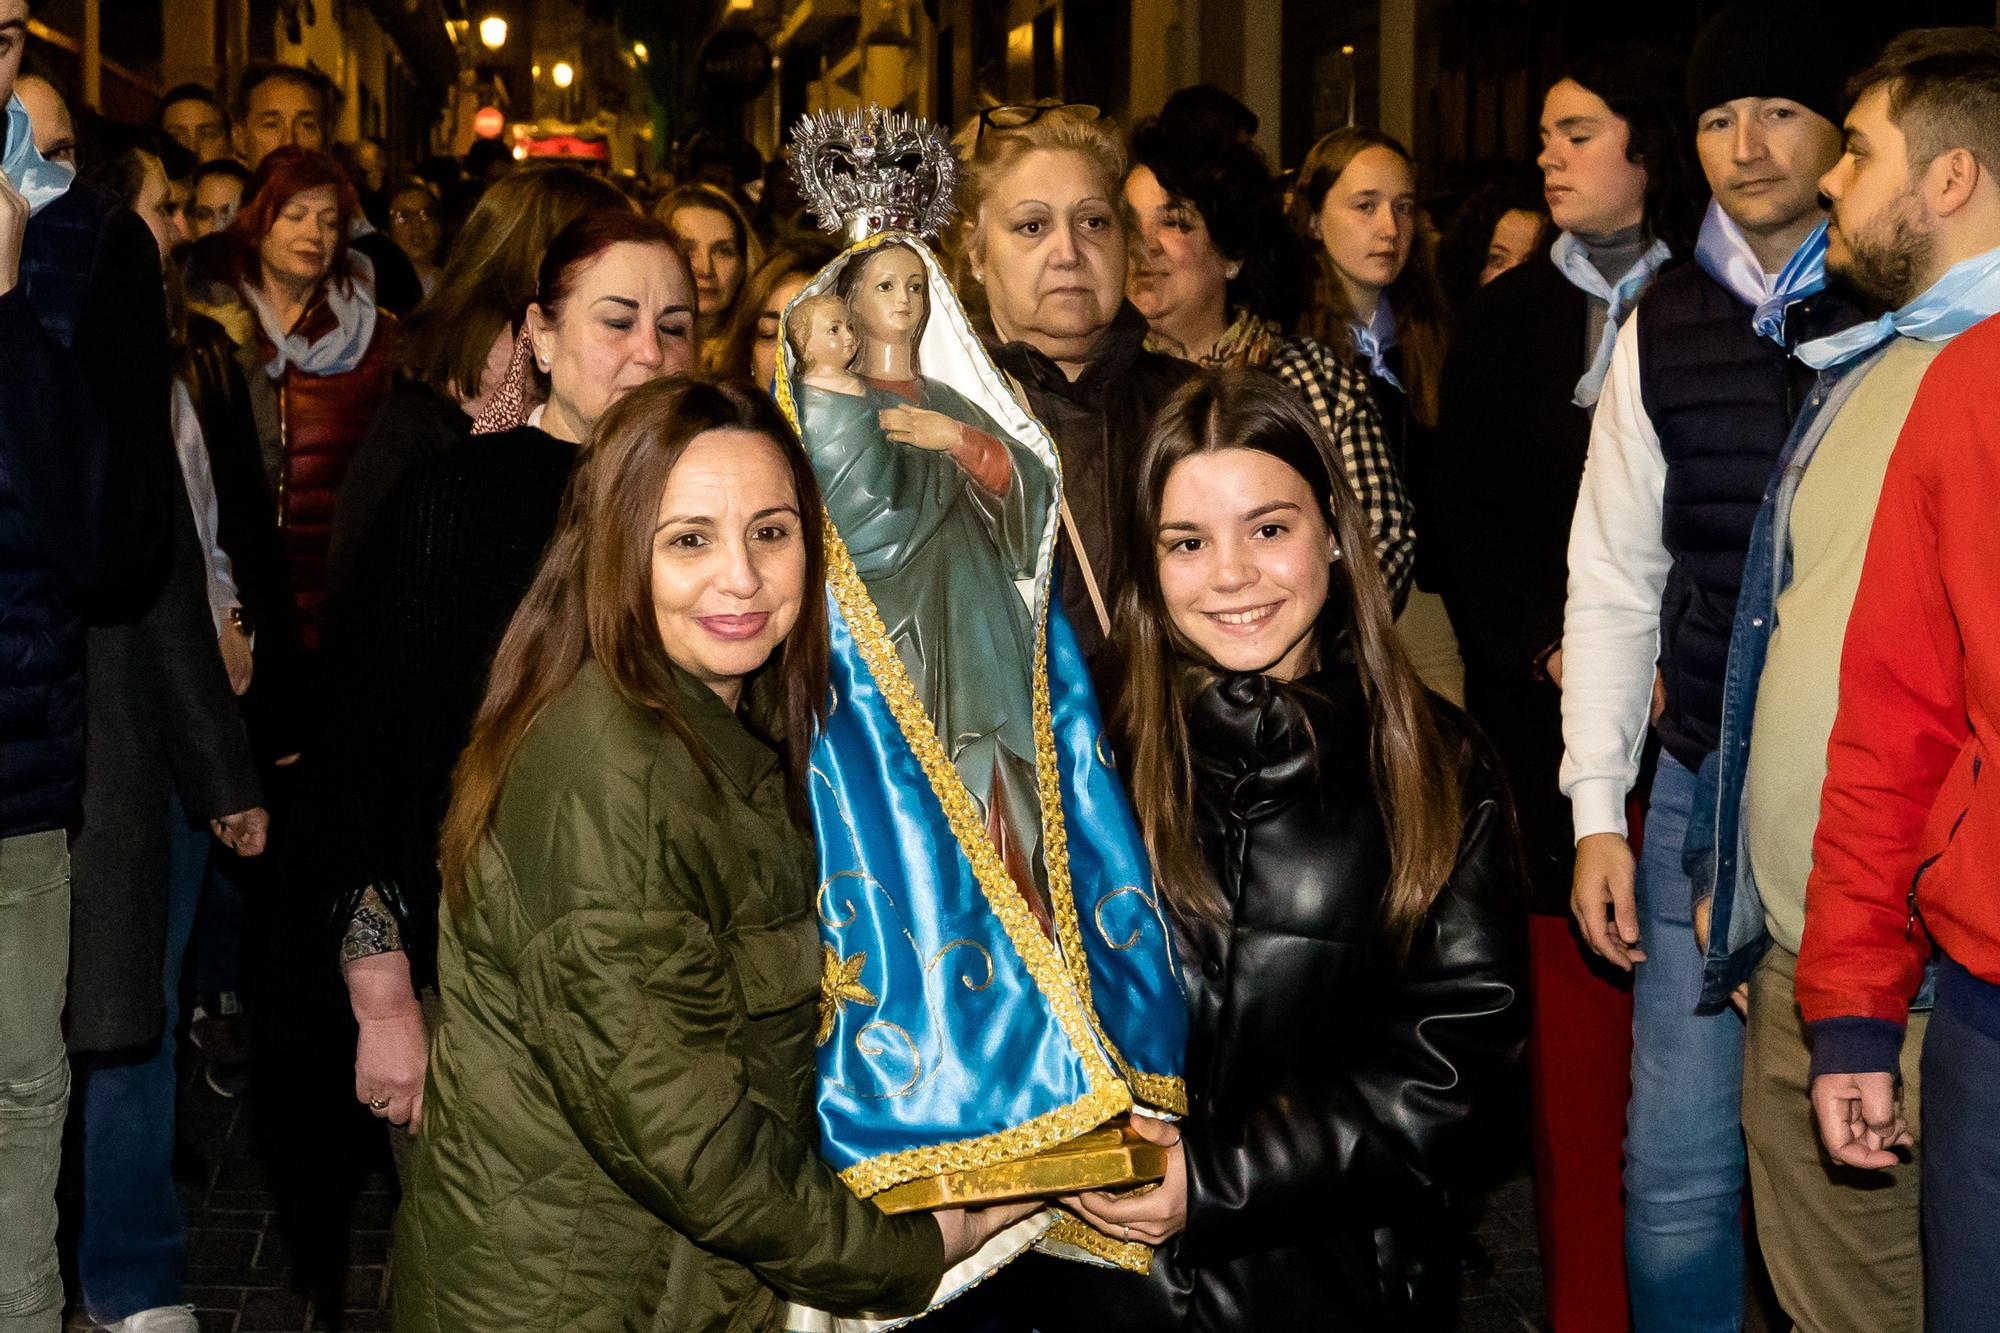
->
[870, 1116, 1168, 1215]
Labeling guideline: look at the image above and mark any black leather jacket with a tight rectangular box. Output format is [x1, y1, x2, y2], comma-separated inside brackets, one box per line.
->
[989, 665, 1527, 1332]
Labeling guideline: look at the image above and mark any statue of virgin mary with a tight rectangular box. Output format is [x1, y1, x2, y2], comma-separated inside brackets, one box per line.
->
[776, 110, 1187, 1328]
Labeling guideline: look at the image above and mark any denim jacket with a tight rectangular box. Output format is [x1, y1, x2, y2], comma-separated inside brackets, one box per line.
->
[1693, 341, 1936, 1014]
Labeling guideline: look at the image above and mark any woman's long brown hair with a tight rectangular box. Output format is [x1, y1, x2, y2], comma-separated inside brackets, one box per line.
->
[1112, 368, 1462, 958]
[437, 376, 830, 914]
[1287, 128, 1450, 429]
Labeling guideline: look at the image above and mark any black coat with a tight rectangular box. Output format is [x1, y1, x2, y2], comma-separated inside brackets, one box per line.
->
[313, 425, 574, 991]
[185, 312, 310, 764]
[324, 379, 469, 606]
[977, 667, 1528, 1332]
[0, 184, 171, 836]
[985, 305, 1194, 662]
[1427, 253, 1602, 911]
[68, 467, 261, 1053]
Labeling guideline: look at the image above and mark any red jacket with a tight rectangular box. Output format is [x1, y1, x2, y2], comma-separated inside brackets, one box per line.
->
[1797, 312, 2000, 1073]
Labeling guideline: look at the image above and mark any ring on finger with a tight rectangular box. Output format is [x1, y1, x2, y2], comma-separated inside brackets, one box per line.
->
[368, 1096, 389, 1111]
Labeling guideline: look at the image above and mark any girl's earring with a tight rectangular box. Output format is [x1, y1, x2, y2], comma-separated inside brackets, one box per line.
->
[1225, 263, 1242, 280]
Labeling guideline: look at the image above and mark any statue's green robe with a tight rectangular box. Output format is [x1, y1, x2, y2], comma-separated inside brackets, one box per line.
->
[797, 377, 1055, 893]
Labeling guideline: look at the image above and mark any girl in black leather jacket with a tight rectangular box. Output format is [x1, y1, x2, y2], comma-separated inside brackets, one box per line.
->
[954, 368, 1527, 1332]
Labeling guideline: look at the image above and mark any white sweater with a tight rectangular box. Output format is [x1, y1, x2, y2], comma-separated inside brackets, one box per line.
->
[1558, 316, 1671, 841]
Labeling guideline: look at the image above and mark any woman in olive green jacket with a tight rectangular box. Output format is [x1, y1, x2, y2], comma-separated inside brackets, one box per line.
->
[391, 378, 1016, 1332]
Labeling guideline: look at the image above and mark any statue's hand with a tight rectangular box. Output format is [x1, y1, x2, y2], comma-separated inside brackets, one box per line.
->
[880, 405, 961, 452]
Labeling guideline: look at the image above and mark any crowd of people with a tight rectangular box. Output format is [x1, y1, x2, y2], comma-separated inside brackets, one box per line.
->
[4, 1, 2000, 1330]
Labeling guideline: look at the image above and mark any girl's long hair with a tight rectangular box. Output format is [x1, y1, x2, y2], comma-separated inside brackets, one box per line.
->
[1287, 128, 1450, 428]
[437, 376, 830, 914]
[1112, 368, 1462, 958]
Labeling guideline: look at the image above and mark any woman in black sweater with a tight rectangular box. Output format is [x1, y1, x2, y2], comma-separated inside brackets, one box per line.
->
[315, 210, 695, 1141]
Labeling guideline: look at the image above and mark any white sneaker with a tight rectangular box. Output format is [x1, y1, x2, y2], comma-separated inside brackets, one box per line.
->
[97, 1306, 198, 1332]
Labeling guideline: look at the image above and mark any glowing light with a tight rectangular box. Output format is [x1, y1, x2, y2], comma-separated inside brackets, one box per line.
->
[512, 144, 528, 160]
[479, 16, 507, 50]
[633, 42, 649, 63]
[1340, 44, 1354, 55]
[552, 61, 575, 89]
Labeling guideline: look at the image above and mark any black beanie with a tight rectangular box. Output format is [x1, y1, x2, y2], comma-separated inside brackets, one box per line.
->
[1686, 1, 1860, 126]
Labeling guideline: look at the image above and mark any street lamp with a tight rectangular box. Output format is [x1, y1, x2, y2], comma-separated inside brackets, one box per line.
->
[479, 15, 507, 50]
[552, 61, 575, 89]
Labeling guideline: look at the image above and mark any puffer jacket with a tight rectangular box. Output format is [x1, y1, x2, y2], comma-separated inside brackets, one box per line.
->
[193, 274, 398, 649]
[392, 660, 944, 1333]
[271, 312, 398, 647]
[992, 664, 1528, 1331]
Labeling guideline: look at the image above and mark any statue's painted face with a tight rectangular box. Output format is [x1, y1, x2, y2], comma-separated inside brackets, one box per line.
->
[849, 245, 927, 343]
[801, 303, 859, 372]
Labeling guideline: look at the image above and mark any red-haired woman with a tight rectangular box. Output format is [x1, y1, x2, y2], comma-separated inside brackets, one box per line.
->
[188, 146, 399, 647]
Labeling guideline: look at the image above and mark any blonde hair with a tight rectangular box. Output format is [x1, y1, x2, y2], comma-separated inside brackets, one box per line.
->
[949, 103, 1127, 304]
[783, 290, 850, 368]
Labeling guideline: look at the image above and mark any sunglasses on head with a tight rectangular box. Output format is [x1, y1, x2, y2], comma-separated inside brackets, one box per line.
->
[975, 102, 1102, 142]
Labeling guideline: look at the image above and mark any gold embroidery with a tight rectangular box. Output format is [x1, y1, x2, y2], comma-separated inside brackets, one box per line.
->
[928, 938, 995, 991]
[1093, 886, 1150, 950]
[818, 945, 878, 1046]
[1039, 1214, 1154, 1274]
[854, 1020, 923, 1097]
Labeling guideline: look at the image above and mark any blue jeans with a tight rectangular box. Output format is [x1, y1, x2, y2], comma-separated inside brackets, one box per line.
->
[74, 802, 210, 1322]
[1625, 751, 1745, 1332]
[1922, 956, 2000, 1332]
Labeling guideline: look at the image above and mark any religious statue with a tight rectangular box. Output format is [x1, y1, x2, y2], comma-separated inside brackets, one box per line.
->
[776, 109, 1188, 1327]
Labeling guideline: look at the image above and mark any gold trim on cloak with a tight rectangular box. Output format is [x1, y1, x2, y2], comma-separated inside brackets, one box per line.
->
[773, 233, 1184, 1205]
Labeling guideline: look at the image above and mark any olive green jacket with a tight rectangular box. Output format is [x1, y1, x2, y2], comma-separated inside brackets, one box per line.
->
[392, 660, 943, 1332]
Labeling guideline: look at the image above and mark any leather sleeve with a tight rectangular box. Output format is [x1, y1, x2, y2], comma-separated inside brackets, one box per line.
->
[1177, 762, 1529, 1266]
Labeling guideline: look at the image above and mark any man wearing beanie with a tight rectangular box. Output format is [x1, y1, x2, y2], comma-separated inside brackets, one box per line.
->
[1560, 4, 1866, 1328]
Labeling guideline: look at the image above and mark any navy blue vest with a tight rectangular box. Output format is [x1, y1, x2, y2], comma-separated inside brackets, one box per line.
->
[1635, 263, 1820, 769]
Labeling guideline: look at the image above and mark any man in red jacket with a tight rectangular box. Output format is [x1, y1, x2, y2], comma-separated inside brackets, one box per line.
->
[1798, 29, 2000, 1330]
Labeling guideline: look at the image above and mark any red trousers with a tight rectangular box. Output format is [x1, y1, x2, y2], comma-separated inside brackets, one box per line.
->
[1528, 913, 1635, 1333]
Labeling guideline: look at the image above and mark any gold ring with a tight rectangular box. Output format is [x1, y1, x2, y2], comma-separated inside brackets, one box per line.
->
[369, 1097, 389, 1110]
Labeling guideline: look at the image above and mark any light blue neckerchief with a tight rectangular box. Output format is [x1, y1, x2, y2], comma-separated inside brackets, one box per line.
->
[1, 95, 73, 216]
[1693, 200, 1828, 344]
[1551, 228, 1672, 409]
[1347, 296, 1404, 392]
[1796, 244, 2000, 370]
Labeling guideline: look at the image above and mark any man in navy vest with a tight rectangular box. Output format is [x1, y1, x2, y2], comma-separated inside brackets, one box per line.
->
[1558, 6, 1870, 1329]
[0, 1, 176, 1326]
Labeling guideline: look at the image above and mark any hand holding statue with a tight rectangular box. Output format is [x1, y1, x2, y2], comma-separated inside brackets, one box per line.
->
[1060, 1115, 1188, 1246]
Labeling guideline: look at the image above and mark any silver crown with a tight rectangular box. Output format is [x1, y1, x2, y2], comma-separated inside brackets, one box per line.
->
[789, 107, 957, 244]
